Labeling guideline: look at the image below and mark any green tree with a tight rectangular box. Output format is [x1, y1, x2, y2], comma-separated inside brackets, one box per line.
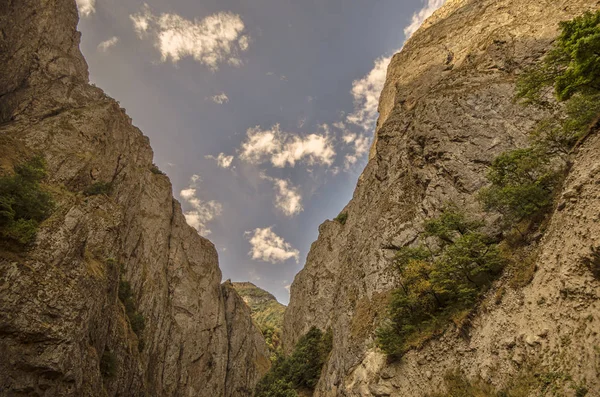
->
[376, 207, 505, 358]
[0, 157, 54, 245]
[478, 148, 558, 225]
[255, 327, 333, 397]
[517, 10, 600, 103]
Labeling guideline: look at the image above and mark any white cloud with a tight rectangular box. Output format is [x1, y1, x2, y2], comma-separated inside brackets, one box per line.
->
[404, 0, 447, 39]
[346, 55, 392, 132]
[240, 124, 335, 168]
[205, 153, 234, 168]
[261, 174, 303, 216]
[284, 284, 291, 292]
[210, 93, 229, 104]
[76, 0, 95, 17]
[98, 37, 119, 52]
[343, 133, 371, 168]
[130, 4, 249, 70]
[245, 227, 300, 264]
[179, 175, 222, 236]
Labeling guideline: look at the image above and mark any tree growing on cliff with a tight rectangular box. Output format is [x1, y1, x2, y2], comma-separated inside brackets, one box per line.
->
[517, 10, 600, 104]
[0, 157, 54, 245]
[255, 327, 333, 397]
[376, 207, 505, 358]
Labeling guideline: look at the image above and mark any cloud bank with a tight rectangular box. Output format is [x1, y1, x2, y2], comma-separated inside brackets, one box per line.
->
[130, 4, 249, 69]
[246, 227, 300, 264]
[240, 124, 335, 168]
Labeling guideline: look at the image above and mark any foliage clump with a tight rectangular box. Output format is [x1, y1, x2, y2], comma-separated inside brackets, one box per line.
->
[255, 327, 333, 397]
[0, 157, 54, 245]
[118, 279, 146, 350]
[83, 181, 113, 197]
[150, 164, 165, 175]
[516, 10, 600, 104]
[334, 212, 348, 225]
[376, 206, 505, 358]
[478, 148, 559, 227]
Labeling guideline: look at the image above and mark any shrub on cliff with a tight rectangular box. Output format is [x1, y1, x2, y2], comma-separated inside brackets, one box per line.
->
[376, 207, 505, 358]
[83, 181, 113, 196]
[478, 148, 559, 226]
[517, 10, 600, 104]
[255, 327, 333, 397]
[0, 157, 54, 245]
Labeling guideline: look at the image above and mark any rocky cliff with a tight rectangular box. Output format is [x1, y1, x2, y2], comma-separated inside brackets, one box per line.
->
[284, 0, 600, 395]
[0, 0, 268, 396]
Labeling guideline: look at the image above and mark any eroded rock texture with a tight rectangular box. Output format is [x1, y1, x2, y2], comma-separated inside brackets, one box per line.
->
[0, 0, 268, 395]
[284, 0, 600, 395]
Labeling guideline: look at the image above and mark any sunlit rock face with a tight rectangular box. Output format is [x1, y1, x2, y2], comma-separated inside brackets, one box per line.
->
[283, 0, 600, 395]
[0, 1, 268, 395]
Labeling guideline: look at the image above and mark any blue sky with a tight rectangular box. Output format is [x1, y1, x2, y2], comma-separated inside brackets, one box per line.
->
[75, 0, 446, 304]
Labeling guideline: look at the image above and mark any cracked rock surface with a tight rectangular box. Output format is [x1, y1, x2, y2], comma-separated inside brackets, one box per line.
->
[283, 0, 600, 395]
[0, 0, 268, 395]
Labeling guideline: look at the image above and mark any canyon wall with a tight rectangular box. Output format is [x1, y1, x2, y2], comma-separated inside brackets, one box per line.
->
[284, 0, 600, 395]
[0, 0, 268, 395]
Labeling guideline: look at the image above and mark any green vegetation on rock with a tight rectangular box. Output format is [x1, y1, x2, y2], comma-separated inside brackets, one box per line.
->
[378, 9, 600, 361]
[334, 211, 348, 225]
[376, 206, 505, 358]
[255, 327, 333, 397]
[232, 282, 286, 356]
[118, 278, 145, 351]
[84, 181, 113, 196]
[0, 157, 54, 245]
[516, 10, 600, 104]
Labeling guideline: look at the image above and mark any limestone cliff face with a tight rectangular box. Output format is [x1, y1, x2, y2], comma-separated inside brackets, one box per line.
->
[284, 0, 600, 395]
[0, 0, 268, 396]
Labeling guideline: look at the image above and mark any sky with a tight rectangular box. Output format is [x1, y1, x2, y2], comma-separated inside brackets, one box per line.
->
[75, 0, 446, 304]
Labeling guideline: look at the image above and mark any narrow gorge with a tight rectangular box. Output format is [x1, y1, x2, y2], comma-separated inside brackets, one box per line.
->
[2, 0, 600, 396]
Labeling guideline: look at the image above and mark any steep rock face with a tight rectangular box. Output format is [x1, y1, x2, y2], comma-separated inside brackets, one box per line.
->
[222, 281, 272, 397]
[0, 0, 268, 396]
[284, 0, 600, 395]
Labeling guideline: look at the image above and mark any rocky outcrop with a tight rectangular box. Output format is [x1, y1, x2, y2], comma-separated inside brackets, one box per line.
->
[222, 281, 272, 397]
[284, 0, 600, 395]
[0, 0, 268, 396]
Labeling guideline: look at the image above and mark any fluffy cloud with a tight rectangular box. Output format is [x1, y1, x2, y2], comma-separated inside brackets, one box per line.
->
[210, 93, 229, 104]
[404, 0, 447, 39]
[240, 124, 335, 168]
[130, 4, 249, 69]
[245, 227, 300, 264]
[76, 0, 95, 17]
[205, 153, 234, 168]
[98, 37, 119, 52]
[179, 174, 222, 235]
[261, 174, 303, 216]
